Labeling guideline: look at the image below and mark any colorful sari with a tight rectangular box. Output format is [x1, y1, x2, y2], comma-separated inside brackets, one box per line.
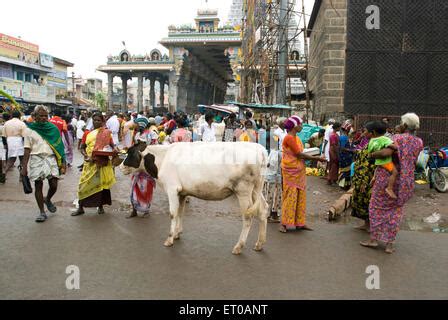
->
[351, 145, 375, 221]
[281, 135, 306, 228]
[338, 134, 353, 188]
[170, 128, 192, 143]
[62, 130, 74, 166]
[354, 136, 370, 151]
[78, 128, 116, 208]
[131, 172, 156, 213]
[369, 133, 423, 243]
[328, 132, 339, 183]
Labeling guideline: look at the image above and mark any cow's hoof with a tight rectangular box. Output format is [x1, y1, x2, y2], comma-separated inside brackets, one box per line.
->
[164, 239, 174, 247]
[253, 244, 264, 252]
[232, 246, 242, 255]
[174, 234, 180, 240]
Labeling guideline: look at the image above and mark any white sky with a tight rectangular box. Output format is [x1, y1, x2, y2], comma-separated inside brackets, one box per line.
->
[2, 0, 315, 83]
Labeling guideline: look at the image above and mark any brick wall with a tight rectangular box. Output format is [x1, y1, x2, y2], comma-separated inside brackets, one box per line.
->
[308, 0, 347, 123]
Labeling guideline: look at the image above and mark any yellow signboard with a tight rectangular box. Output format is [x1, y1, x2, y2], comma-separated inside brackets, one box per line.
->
[0, 77, 22, 98]
[0, 33, 39, 65]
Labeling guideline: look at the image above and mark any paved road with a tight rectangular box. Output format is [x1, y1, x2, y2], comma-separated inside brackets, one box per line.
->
[0, 153, 447, 299]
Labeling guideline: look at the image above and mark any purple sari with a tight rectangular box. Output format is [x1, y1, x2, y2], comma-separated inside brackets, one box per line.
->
[62, 131, 74, 165]
[369, 133, 423, 243]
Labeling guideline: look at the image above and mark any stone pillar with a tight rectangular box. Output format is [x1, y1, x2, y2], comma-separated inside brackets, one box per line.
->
[168, 72, 179, 113]
[186, 76, 197, 113]
[107, 73, 114, 111]
[159, 79, 165, 109]
[121, 75, 128, 113]
[177, 76, 188, 113]
[137, 73, 143, 113]
[195, 80, 204, 106]
[150, 76, 156, 112]
[205, 83, 212, 105]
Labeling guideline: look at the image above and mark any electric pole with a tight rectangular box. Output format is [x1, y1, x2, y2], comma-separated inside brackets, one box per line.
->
[71, 71, 76, 107]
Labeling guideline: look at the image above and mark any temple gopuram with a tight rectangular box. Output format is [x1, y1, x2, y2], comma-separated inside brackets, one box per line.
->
[97, 7, 242, 114]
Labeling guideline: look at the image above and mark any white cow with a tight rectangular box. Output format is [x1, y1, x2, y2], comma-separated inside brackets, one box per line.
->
[120, 142, 269, 255]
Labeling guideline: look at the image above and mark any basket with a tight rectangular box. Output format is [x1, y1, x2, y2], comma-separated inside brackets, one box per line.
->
[92, 150, 116, 157]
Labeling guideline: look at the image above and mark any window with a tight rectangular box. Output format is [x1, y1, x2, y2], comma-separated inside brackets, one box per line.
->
[16, 72, 24, 81]
[25, 73, 32, 82]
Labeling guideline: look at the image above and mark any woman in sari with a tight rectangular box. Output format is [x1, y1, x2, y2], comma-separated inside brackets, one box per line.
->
[72, 113, 117, 216]
[170, 116, 192, 143]
[327, 122, 341, 185]
[350, 122, 375, 231]
[360, 113, 423, 254]
[279, 116, 327, 233]
[127, 117, 158, 218]
[62, 115, 74, 167]
[338, 122, 354, 189]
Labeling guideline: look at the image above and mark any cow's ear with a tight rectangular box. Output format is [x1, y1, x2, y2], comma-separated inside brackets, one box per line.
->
[123, 146, 142, 168]
[144, 153, 158, 179]
[137, 141, 147, 152]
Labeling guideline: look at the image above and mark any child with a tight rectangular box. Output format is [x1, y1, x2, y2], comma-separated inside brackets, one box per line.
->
[239, 120, 257, 142]
[367, 121, 398, 199]
[394, 124, 404, 135]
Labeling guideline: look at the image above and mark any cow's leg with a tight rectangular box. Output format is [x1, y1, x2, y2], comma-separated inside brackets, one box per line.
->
[254, 193, 269, 252]
[174, 195, 186, 240]
[232, 192, 254, 255]
[164, 190, 180, 247]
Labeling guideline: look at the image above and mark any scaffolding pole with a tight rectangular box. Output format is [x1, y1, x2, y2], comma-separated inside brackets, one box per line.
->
[241, 0, 308, 109]
[302, 0, 311, 123]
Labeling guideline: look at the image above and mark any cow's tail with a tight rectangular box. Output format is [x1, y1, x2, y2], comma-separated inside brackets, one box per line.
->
[246, 148, 269, 218]
[245, 191, 261, 217]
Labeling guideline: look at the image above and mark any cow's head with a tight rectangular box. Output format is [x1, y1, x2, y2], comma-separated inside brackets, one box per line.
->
[119, 142, 158, 179]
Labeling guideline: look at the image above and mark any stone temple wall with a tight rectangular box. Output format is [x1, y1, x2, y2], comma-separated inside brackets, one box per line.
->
[308, 0, 348, 123]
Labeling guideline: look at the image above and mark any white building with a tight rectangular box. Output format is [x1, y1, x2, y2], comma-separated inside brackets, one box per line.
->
[226, 0, 244, 27]
[288, 0, 303, 60]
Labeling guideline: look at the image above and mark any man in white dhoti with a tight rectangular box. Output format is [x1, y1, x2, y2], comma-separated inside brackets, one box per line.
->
[265, 117, 287, 223]
[3, 110, 27, 179]
[21, 105, 66, 223]
[106, 111, 120, 146]
[322, 119, 335, 160]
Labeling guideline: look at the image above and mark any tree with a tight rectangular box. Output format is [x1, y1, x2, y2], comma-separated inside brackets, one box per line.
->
[0, 89, 21, 111]
[94, 91, 106, 111]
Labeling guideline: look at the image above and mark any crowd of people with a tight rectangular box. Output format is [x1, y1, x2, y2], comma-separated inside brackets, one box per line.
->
[0, 106, 424, 254]
[319, 115, 423, 253]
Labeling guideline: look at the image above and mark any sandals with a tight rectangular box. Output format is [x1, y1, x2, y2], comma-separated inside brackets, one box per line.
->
[126, 211, 138, 219]
[297, 225, 314, 231]
[385, 244, 395, 254]
[279, 225, 287, 233]
[45, 198, 57, 213]
[360, 240, 379, 248]
[35, 213, 48, 223]
[268, 215, 280, 223]
[97, 207, 105, 215]
[71, 209, 85, 216]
